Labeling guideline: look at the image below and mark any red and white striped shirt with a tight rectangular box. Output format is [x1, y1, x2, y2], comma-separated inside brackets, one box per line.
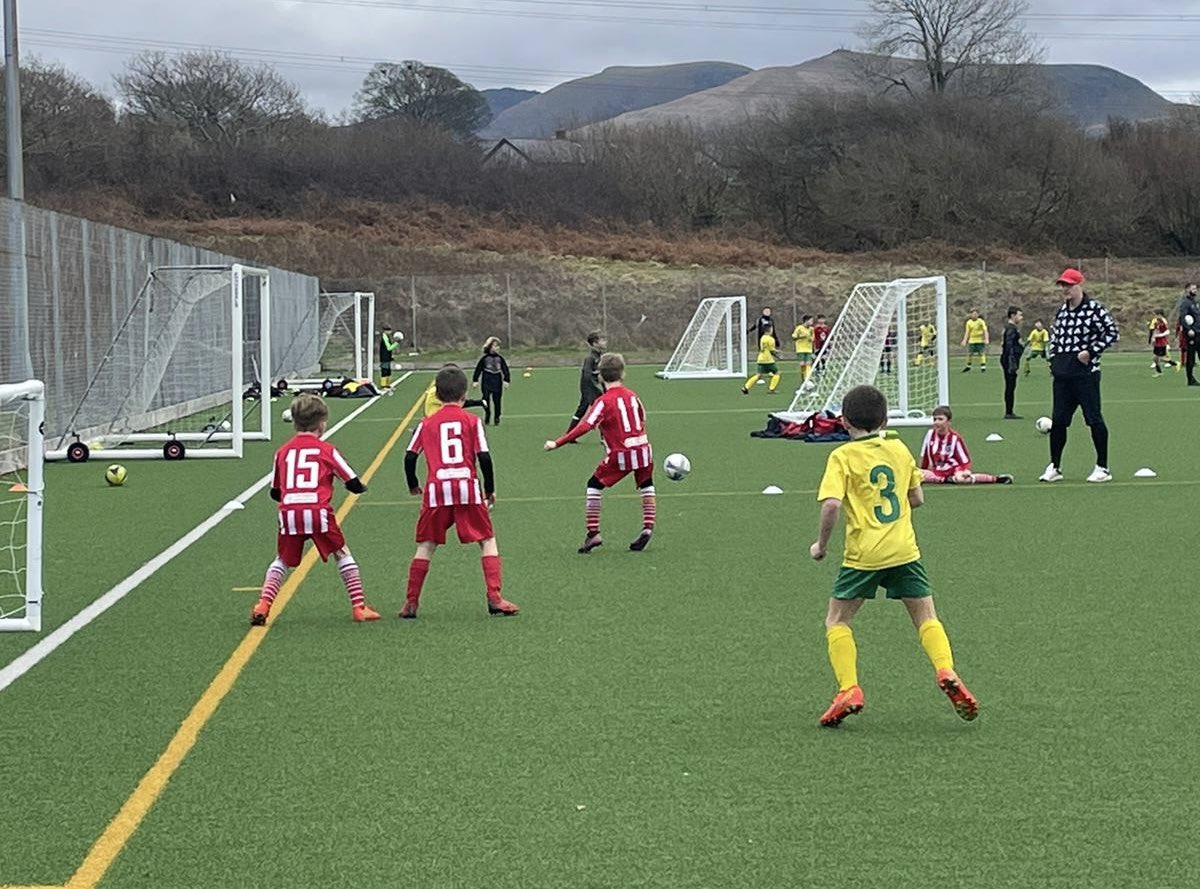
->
[919, 428, 971, 475]
[407, 405, 489, 507]
[555, 385, 653, 466]
[272, 433, 357, 535]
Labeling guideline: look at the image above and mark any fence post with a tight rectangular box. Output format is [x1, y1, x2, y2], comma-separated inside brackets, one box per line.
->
[506, 273, 513, 347]
[602, 282, 608, 335]
[410, 275, 417, 353]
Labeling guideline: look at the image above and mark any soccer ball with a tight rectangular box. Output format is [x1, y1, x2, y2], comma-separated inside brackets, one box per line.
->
[282, 408, 293, 423]
[105, 464, 127, 486]
[219, 420, 232, 432]
[1035, 416, 1053, 434]
[663, 453, 691, 481]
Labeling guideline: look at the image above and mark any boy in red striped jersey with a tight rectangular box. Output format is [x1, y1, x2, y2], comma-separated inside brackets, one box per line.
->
[544, 352, 656, 553]
[401, 365, 519, 618]
[918, 405, 1012, 485]
[251, 394, 379, 626]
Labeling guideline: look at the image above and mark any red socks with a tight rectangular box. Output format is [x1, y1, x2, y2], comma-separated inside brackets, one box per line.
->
[482, 555, 502, 603]
[406, 557, 430, 604]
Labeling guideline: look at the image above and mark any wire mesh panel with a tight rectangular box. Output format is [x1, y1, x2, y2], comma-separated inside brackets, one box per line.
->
[0, 380, 45, 632]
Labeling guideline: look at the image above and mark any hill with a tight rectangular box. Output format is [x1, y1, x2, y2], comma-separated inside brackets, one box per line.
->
[581, 50, 1176, 133]
[478, 61, 751, 139]
[481, 88, 539, 120]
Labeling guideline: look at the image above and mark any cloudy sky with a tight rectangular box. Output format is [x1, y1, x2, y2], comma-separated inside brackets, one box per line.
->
[16, 0, 1200, 114]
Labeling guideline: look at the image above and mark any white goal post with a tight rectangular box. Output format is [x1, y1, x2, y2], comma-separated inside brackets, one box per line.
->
[776, 276, 949, 427]
[658, 295, 748, 379]
[45, 264, 272, 462]
[1, 380, 45, 632]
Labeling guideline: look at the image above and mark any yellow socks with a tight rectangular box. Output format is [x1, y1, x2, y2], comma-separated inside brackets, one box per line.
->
[918, 619, 954, 672]
[743, 374, 759, 390]
[768, 373, 781, 392]
[381, 376, 391, 388]
[826, 625, 858, 691]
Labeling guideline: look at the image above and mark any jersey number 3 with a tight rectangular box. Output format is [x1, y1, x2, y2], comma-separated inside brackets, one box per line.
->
[870, 465, 900, 524]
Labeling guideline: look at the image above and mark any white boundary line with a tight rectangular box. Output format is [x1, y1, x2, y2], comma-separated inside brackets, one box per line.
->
[0, 372, 413, 694]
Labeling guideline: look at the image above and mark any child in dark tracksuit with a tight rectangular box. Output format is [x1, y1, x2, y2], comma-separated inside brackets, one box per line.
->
[472, 337, 511, 426]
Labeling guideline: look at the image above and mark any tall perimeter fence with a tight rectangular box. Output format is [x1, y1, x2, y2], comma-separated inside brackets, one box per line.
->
[349, 256, 1200, 362]
[1, 198, 321, 441]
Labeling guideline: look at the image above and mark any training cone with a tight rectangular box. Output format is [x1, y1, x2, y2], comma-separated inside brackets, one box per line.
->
[985, 433, 1004, 442]
[1133, 468, 1157, 478]
[222, 500, 246, 510]
[8, 482, 27, 493]
[761, 485, 783, 495]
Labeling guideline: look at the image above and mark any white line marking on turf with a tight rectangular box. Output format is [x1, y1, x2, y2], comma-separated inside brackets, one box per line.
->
[0, 372, 413, 694]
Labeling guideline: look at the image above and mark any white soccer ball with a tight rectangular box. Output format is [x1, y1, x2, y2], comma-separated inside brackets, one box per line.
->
[663, 453, 691, 481]
[282, 408, 293, 423]
[1186, 315, 1195, 326]
[220, 420, 232, 432]
[1035, 416, 1053, 434]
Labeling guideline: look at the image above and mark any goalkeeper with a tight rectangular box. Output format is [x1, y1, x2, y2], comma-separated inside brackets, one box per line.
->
[379, 325, 403, 389]
[741, 325, 783, 395]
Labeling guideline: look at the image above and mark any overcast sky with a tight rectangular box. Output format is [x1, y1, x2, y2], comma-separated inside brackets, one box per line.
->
[15, 0, 1200, 114]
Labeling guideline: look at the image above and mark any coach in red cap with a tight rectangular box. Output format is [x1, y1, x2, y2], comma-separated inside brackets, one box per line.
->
[1038, 268, 1119, 484]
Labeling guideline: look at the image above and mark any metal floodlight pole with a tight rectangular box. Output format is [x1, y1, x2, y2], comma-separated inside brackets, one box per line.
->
[4, 0, 24, 200]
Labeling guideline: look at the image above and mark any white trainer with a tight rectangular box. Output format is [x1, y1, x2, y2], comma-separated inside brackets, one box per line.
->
[1086, 466, 1112, 483]
[1038, 463, 1063, 483]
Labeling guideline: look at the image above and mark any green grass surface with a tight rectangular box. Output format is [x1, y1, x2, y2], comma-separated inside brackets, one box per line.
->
[2, 356, 1199, 889]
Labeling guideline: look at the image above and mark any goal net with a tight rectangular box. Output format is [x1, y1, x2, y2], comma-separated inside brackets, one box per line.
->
[777, 277, 948, 426]
[46, 264, 272, 462]
[1, 380, 45, 633]
[658, 296, 748, 379]
[321, 292, 376, 380]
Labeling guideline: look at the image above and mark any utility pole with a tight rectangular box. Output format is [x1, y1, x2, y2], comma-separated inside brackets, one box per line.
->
[4, 0, 24, 200]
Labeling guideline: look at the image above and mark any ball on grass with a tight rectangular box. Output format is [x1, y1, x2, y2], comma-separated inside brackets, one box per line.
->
[282, 408, 293, 423]
[105, 464, 127, 486]
[1035, 416, 1053, 434]
[663, 453, 691, 481]
[219, 420, 232, 432]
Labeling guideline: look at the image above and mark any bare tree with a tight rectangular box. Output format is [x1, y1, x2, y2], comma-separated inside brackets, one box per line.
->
[860, 0, 1042, 97]
[116, 51, 310, 147]
[353, 62, 490, 138]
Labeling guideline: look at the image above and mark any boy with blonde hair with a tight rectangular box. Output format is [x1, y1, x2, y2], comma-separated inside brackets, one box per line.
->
[810, 385, 978, 727]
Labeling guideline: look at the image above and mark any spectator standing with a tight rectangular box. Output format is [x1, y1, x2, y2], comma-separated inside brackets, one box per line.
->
[1001, 306, 1024, 419]
[1177, 283, 1200, 386]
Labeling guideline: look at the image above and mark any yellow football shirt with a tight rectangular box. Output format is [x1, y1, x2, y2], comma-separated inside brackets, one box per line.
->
[792, 324, 814, 353]
[964, 318, 988, 344]
[817, 436, 922, 570]
[757, 334, 778, 364]
[423, 381, 442, 417]
[1027, 328, 1048, 351]
[919, 323, 937, 348]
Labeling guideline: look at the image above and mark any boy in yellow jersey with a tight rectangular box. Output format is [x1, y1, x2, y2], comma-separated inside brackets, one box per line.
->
[914, 321, 937, 366]
[809, 385, 978, 727]
[741, 326, 783, 395]
[960, 309, 989, 372]
[423, 364, 490, 418]
[792, 314, 815, 381]
[1024, 319, 1049, 375]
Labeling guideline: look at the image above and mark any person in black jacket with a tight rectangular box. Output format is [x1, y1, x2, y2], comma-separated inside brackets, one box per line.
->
[1000, 306, 1024, 419]
[472, 337, 511, 426]
[1177, 282, 1200, 386]
[566, 332, 606, 434]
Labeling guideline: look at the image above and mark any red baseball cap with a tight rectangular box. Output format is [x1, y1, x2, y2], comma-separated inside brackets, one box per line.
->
[1056, 268, 1084, 286]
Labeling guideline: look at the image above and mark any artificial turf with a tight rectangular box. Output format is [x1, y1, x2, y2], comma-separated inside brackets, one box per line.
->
[2, 355, 1198, 889]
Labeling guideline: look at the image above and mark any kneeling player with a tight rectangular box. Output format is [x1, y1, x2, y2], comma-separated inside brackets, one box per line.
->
[251, 394, 379, 626]
[919, 405, 1012, 484]
[402, 365, 518, 618]
[545, 352, 656, 553]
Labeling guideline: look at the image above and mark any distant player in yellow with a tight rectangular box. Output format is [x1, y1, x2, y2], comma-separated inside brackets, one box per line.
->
[809, 384, 978, 728]
[1024, 320, 1048, 375]
[423, 364, 489, 418]
[960, 309, 989, 372]
[792, 314, 815, 381]
[741, 326, 783, 395]
[914, 321, 937, 366]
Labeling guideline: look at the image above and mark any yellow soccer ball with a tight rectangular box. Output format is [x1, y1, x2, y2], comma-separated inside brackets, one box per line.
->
[105, 464, 128, 486]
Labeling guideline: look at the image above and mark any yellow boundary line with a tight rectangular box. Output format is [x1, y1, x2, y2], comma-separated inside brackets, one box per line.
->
[1, 389, 426, 889]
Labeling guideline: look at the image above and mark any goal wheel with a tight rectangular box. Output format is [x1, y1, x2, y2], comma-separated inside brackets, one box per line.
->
[66, 441, 90, 463]
[163, 440, 186, 461]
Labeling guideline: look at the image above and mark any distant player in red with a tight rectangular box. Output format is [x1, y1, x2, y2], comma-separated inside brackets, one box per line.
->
[1148, 312, 1176, 376]
[544, 352, 656, 553]
[812, 314, 831, 374]
[918, 405, 1012, 485]
[401, 365, 519, 618]
[251, 393, 379, 626]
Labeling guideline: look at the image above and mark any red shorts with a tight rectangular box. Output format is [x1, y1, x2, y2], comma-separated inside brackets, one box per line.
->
[276, 524, 346, 568]
[416, 503, 495, 545]
[921, 467, 968, 483]
[594, 449, 655, 489]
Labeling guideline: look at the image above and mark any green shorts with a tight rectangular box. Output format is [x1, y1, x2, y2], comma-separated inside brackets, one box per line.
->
[1028, 350, 1046, 360]
[831, 560, 931, 600]
[796, 351, 813, 364]
[967, 343, 986, 354]
[757, 362, 778, 375]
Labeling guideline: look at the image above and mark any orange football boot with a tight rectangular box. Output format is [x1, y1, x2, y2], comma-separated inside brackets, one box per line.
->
[250, 600, 270, 626]
[352, 604, 381, 622]
[819, 685, 865, 727]
[936, 669, 978, 721]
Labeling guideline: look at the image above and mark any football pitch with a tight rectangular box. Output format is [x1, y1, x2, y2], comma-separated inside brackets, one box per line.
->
[2, 356, 1197, 889]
